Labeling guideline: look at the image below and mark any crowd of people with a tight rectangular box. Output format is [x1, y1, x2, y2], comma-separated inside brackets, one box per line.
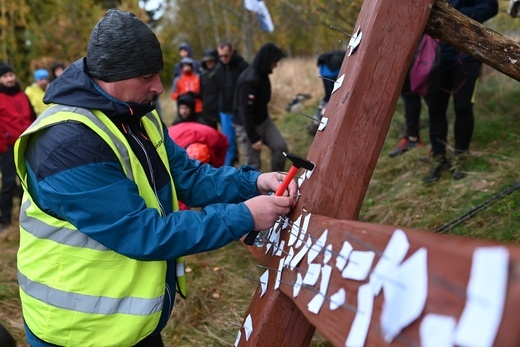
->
[388, 0, 498, 183]
[0, 0, 500, 344]
[169, 40, 288, 172]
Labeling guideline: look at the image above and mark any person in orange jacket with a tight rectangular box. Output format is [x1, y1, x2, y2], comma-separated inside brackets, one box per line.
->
[171, 57, 202, 115]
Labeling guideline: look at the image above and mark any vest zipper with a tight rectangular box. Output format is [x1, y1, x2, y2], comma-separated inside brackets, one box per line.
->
[125, 124, 166, 217]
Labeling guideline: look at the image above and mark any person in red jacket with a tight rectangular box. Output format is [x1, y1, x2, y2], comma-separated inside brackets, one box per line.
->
[0, 62, 36, 230]
[171, 57, 203, 115]
[168, 121, 229, 210]
[168, 122, 228, 168]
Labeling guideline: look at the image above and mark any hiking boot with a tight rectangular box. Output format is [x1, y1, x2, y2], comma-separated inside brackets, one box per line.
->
[450, 152, 467, 180]
[423, 155, 449, 184]
[389, 137, 424, 157]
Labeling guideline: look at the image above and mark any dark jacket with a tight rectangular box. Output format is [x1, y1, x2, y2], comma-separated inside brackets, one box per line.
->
[200, 48, 219, 127]
[234, 43, 285, 144]
[440, 0, 498, 70]
[214, 52, 248, 114]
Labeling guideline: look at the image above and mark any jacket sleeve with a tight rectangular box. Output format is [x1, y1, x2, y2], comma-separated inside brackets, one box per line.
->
[26, 125, 261, 262]
[236, 78, 262, 143]
[457, 0, 498, 23]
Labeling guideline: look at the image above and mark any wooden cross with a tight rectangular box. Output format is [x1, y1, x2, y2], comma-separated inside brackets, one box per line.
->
[236, 0, 520, 346]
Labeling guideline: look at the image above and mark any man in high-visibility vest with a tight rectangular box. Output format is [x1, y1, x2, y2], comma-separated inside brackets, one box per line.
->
[15, 9, 296, 347]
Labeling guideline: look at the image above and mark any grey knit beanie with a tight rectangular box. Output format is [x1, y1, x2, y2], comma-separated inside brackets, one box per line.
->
[86, 9, 163, 82]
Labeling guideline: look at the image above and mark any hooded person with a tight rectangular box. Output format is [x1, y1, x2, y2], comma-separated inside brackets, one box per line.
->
[233, 42, 288, 172]
[171, 57, 203, 114]
[15, 9, 296, 347]
[172, 42, 201, 79]
[172, 92, 197, 124]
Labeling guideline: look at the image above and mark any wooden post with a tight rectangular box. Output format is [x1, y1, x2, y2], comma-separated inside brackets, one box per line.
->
[238, 0, 434, 345]
[235, 0, 520, 346]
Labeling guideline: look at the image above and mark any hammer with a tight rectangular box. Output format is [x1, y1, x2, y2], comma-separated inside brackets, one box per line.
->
[243, 153, 315, 246]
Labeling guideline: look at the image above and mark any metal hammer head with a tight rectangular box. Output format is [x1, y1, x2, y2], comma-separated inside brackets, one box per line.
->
[285, 153, 315, 171]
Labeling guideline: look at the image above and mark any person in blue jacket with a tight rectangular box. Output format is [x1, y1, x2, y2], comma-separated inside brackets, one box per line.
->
[15, 9, 296, 347]
[423, 0, 498, 183]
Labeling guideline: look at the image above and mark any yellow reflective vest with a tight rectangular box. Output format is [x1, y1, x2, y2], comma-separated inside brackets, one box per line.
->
[15, 105, 186, 346]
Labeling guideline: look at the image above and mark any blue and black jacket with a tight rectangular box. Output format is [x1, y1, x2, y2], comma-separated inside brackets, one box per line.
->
[23, 58, 261, 345]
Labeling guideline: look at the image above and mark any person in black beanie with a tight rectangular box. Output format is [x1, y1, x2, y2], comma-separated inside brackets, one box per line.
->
[15, 9, 296, 347]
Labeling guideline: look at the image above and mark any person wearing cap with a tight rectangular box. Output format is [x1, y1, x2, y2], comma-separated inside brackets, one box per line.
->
[171, 57, 203, 116]
[199, 48, 220, 129]
[234, 43, 288, 172]
[24, 68, 50, 116]
[0, 62, 36, 232]
[14, 9, 296, 347]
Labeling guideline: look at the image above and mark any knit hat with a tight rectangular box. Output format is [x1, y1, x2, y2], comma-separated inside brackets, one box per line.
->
[201, 49, 218, 63]
[34, 69, 49, 81]
[0, 63, 13, 77]
[86, 9, 163, 82]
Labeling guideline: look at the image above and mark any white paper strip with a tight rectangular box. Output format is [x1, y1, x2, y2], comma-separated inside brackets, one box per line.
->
[275, 240, 285, 257]
[303, 263, 322, 286]
[294, 272, 303, 297]
[295, 214, 311, 249]
[318, 117, 329, 131]
[336, 241, 353, 271]
[244, 314, 253, 341]
[274, 257, 285, 290]
[345, 283, 373, 347]
[332, 73, 345, 94]
[287, 215, 301, 247]
[380, 247, 428, 343]
[260, 270, 269, 297]
[308, 229, 328, 264]
[234, 330, 241, 347]
[341, 250, 375, 281]
[330, 288, 346, 310]
[323, 244, 333, 264]
[370, 229, 410, 295]
[420, 313, 456, 347]
[454, 246, 509, 347]
[290, 236, 312, 270]
[284, 247, 294, 268]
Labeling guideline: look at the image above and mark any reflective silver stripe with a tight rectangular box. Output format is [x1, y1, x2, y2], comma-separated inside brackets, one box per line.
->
[176, 261, 185, 277]
[29, 105, 133, 181]
[18, 271, 163, 316]
[20, 200, 109, 251]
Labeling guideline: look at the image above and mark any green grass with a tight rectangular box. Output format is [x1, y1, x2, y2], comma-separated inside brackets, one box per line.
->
[0, 61, 518, 346]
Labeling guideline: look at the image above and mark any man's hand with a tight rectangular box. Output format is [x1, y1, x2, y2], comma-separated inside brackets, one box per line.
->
[244, 195, 294, 231]
[256, 172, 298, 199]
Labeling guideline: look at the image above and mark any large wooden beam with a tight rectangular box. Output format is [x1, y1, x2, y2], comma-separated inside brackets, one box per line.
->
[238, 0, 434, 345]
[248, 216, 520, 346]
[427, 0, 520, 81]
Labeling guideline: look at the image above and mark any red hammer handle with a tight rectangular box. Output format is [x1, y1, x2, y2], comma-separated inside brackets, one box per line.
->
[275, 165, 298, 196]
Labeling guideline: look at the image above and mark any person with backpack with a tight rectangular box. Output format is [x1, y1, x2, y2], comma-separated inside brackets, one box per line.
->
[423, 0, 498, 183]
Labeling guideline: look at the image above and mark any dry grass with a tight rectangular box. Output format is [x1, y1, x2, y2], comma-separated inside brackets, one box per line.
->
[1, 56, 518, 346]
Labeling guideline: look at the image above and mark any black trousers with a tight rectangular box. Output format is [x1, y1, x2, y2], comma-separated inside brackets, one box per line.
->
[134, 334, 164, 347]
[0, 146, 17, 225]
[401, 72, 422, 138]
[426, 59, 482, 156]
